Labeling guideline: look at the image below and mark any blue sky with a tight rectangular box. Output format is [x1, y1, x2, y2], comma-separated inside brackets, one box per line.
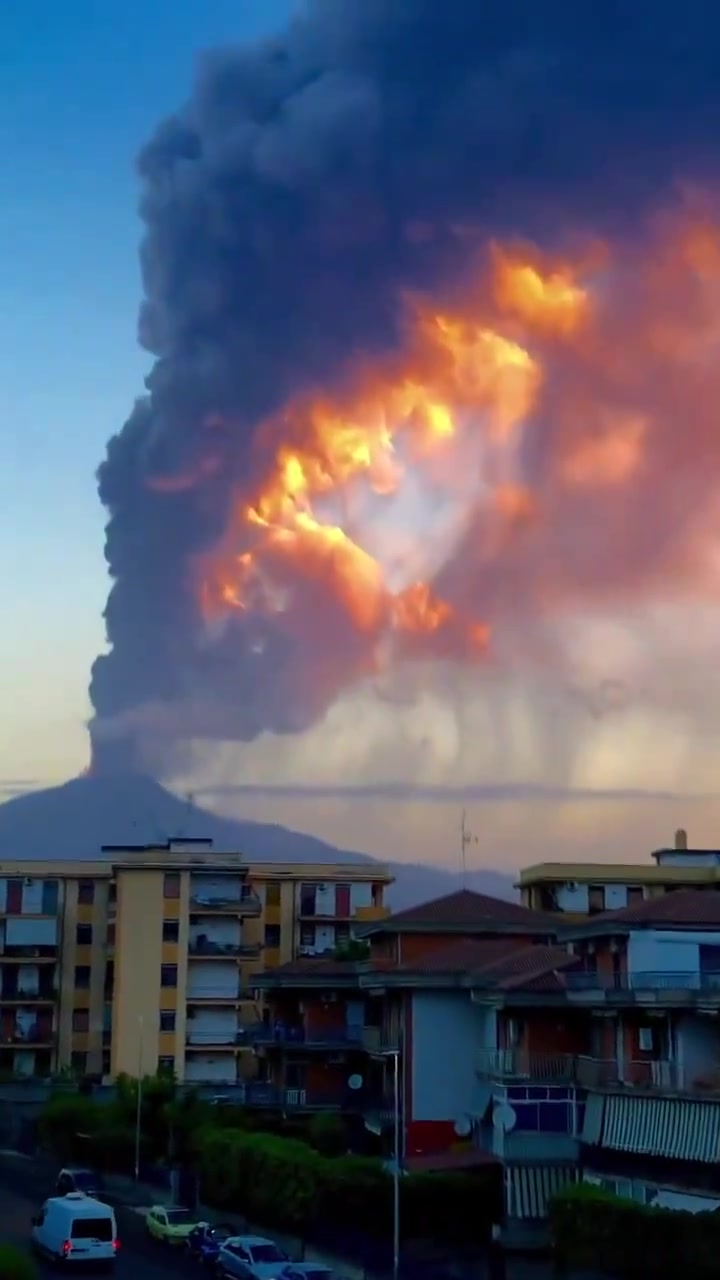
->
[0, 0, 292, 783]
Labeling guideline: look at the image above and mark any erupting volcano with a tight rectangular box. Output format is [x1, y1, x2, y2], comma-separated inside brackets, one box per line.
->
[88, 0, 720, 777]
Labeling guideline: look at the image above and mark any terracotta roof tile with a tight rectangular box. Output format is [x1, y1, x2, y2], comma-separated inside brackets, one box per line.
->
[396, 938, 522, 975]
[373, 888, 557, 932]
[595, 888, 720, 928]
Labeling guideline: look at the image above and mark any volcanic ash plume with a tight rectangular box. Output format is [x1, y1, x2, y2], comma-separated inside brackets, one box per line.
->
[89, 0, 720, 774]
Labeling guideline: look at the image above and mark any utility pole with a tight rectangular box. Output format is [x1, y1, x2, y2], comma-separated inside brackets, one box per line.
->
[460, 809, 478, 886]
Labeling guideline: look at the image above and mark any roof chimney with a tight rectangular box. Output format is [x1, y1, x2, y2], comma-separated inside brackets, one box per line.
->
[675, 828, 688, 850]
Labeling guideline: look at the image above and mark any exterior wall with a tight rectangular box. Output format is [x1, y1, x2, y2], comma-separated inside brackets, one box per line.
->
[555, 884, 590, 912]
[655, 852, 720, 868]
[627, 928, 720, 980]
[410, 991, 495, 1127]
[111, 869, 166, 1076]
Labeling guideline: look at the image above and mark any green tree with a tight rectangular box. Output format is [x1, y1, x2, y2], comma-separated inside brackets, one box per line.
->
[0, 1243, 39, 1279]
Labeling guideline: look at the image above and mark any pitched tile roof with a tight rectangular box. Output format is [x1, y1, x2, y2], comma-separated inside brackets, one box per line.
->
[593, 888, 720, 928]
[368, 888, 557, 933]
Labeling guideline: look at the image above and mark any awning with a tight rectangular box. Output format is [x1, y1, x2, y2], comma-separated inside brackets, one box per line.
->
[505, 1165, 578, 1221]
[583, 1093, 720, 1163]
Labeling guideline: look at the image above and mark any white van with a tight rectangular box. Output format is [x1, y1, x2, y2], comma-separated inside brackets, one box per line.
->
[31, 1192, 118, 1267]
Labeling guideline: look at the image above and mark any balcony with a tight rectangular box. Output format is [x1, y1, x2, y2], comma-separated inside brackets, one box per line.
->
[476, 1049, 577, 1085]
[189, 890, 262, 916]
[361, 1026, 400, 1055]
[565, 970, 720, 1002]
[1, 1024, 55, 1047]
[0, 988, 57, 1003]
[0, 946, 57, 961]
[186, 1029, 245, 1049]
[476, 1049, 707, 1097]
[246, 1022, 367, 1049]
[186, 985, 245, 1003]
[188, 939, 262, 959]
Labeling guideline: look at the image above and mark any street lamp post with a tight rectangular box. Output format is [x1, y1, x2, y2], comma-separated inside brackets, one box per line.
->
[134, 1016, 143, 1182]
[392, 1048, 400, 1280]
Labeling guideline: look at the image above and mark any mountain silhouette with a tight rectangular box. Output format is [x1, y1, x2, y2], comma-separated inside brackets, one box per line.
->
[0, 773, 514, 909]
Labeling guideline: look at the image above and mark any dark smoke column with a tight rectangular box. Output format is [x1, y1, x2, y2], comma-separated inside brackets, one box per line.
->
[89, 0, 719, 775]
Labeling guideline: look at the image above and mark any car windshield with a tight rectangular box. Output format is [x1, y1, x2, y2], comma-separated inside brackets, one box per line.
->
[166, 1209, 193, 1224]
[250, 1245, 287, 1263]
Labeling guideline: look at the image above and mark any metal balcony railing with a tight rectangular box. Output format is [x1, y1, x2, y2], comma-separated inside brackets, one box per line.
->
[0, 988, 57, 1002]
[565, 970, 720, 993]
[190, 891, 262, 914]
[186, 1029, 246, 1046]
[361, 1026, 400, 1054]
[1, 1025, 55, 1045]
[476, 1050, 707, 1095]
[247, 1022, 367, 1047]
[188, 940, 261, 957]
[186, 986, 244, 1001]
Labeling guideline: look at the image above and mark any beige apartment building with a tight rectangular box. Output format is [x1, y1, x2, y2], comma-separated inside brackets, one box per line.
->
[0, 840, 391, 1084]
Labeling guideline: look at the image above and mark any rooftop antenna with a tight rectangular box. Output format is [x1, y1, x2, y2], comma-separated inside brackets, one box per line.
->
[460, 809, 478, 887]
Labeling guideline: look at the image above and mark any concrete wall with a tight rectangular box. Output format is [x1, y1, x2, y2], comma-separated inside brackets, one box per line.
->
[112, 869, 166, 1076]
[410, 990, 495, 1123]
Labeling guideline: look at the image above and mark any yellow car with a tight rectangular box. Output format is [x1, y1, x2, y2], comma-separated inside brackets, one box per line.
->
[145, 1205, 203, 1245]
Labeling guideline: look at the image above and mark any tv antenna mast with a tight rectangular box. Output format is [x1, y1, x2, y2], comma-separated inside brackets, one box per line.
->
[460, 809, 478, 887]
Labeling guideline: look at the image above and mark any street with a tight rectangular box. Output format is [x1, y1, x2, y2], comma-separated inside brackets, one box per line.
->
[0, 1156, 200, 1279]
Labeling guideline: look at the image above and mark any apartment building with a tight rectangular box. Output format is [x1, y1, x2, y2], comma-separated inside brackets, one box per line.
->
[253, 889, 560, 1153]
[518, 827, 720, 917]
[254, 881, 720, 1232]
[0, 840, 390, 1083]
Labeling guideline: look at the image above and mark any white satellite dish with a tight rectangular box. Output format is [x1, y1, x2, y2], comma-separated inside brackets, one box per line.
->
[453, 1116, 472, 1137]
[492, 1103, 517, 1132]
[348, 1073, 364, 1091]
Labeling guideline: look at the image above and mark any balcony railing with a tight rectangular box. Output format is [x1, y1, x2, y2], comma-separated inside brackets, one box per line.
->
[361, 1026, 400, 1054]
[246, 1022, 367, 1047]
[198, 1082, 386, 1110]
[565, 970, 720, 994]
[189, 939, 262, 957]
[0, 946, 57, 960]
[1, 1025, 55, 1045]
[0, 990, 57, 1002]
[476, 1049, 577, 1084]
[186, 986, 245, 1001]
[186, 1029, 245, 1047]
[476, 1049, 711, 1096]
[190, 891, 262, 915]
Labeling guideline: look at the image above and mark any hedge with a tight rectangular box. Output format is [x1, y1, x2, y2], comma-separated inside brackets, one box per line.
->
[550, 1183, 720, 1278]
[195, 1127, 501, 1247]
[0, 1244, 38, 1280]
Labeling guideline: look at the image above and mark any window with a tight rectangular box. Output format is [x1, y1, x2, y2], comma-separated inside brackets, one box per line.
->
[71, 1050, 88, 1075]
[107, 922, 116, 946]
[77, 879, 95, 905]
[42, 880, 59, 914]
[300, 883, 316, 916]
[162, 919, 179, 943]
[102, 1049, 111, 1076]
[74, 965, 91, 989]
[335, 922, 350, 945]
[158, 1055, 175, 1075]
[264, 923, 281, 948]
[299, 924, 315, 948]
[285, 1062, 305, 1089]
[266, 882, 281, 907]
[164, 872, 181, 899]
[108, 881, 117, 905]
[72, 1008, 90, 1032]
[588, 885, 605, 913]
[161, 964, 178, 987]
[627, 886, 644, 905]
[76, 923, 93, 946]
[71, 1217, 112, 1242]
[104, 960, 114, 996]
[160, 1010, 176, 1032]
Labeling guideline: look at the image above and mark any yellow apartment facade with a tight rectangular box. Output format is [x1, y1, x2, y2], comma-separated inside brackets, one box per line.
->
[518, 827, 720, 917]
[0, 839, 391, 1084]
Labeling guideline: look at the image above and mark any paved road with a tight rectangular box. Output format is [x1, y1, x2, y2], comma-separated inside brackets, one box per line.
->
[0, 1155, 202, 1278]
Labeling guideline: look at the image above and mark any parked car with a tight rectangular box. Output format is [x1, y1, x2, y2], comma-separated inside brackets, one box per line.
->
[145, 1204, 201, 1245]
[215, 1235, 290, 1279]
[56, 1166, 105, 1199]
[279, 1265, 335, 1280]
[187, 1222, 236, 1266]
[31, 1192, 118, 1267]
[279, 1266, 335, 1280]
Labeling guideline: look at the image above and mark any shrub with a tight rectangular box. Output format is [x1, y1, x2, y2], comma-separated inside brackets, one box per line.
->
[0, 1243, 39, 1280]
[195, 1127, 498, 1247]
[550, 1183, 720, 1279]
[307, 1112, 349, 1156]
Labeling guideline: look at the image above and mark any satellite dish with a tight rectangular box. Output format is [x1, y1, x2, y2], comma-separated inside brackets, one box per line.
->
[453, 1116, 472, 1137]
[492, 1103, 517, 1132]
[348, 1073, 363, 1091]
